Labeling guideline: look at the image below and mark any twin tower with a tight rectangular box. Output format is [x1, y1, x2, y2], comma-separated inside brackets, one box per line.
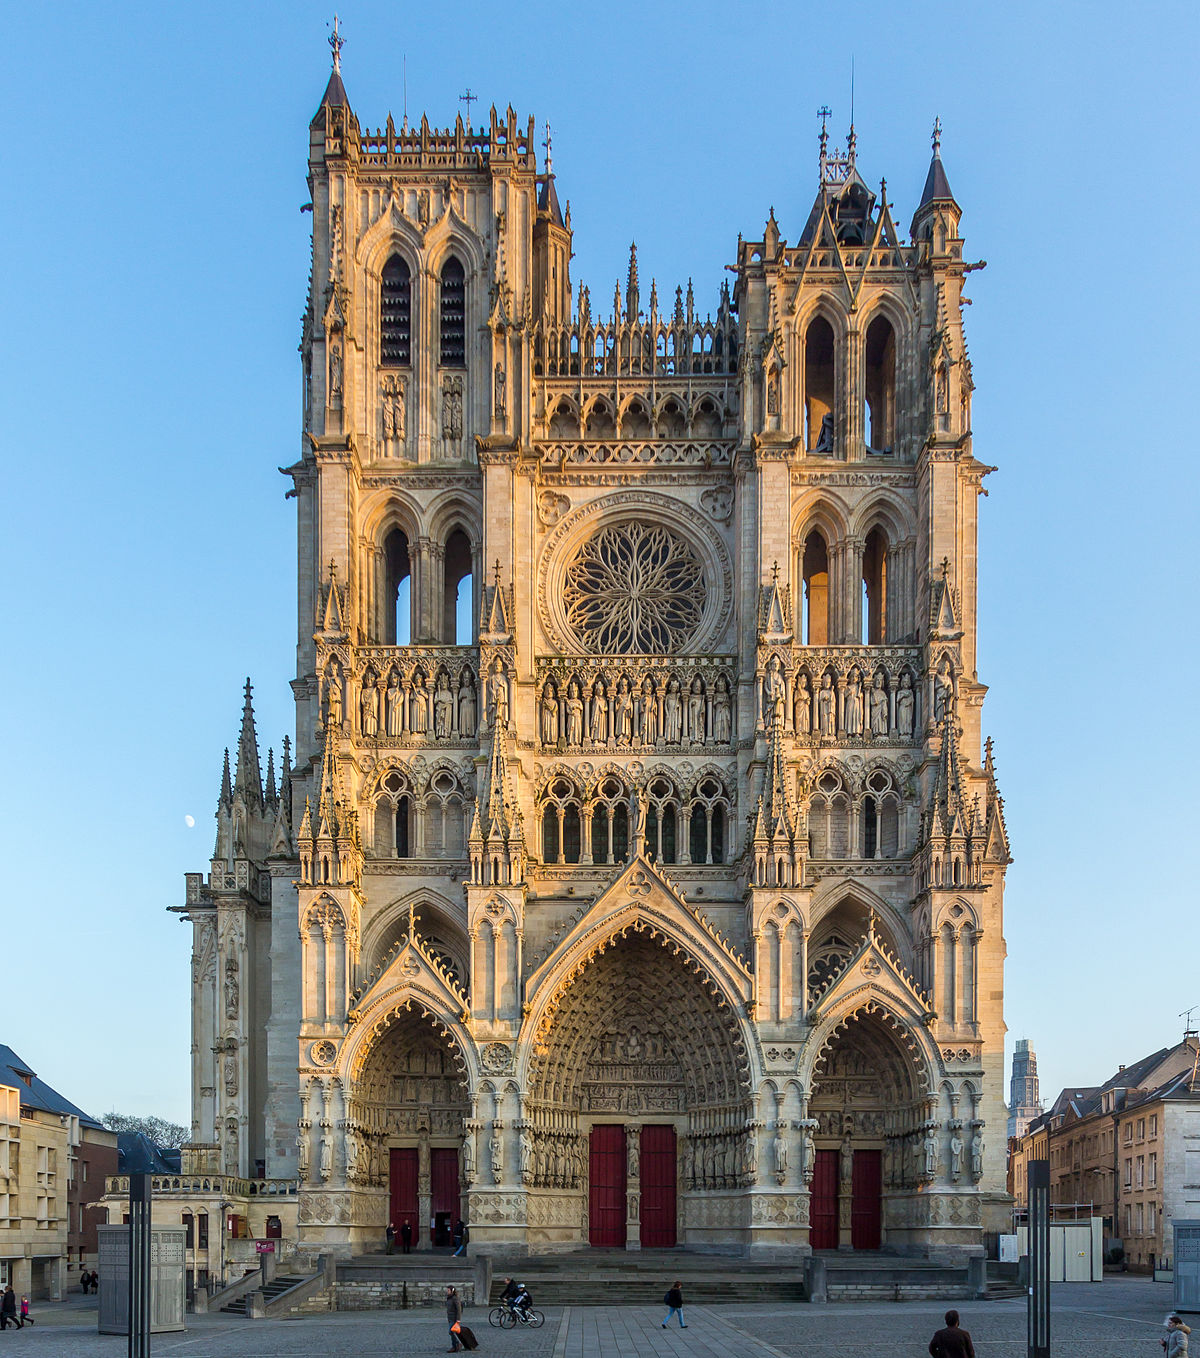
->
[179, 49, 1011, 1263]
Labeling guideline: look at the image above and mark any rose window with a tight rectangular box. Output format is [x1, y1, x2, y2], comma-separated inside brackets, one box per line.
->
[562, 520, 705, 654]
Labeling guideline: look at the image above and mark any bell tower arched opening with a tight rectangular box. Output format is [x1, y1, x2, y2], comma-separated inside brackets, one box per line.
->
[383, 527, 412, 646]
[804, 316, 836, 453]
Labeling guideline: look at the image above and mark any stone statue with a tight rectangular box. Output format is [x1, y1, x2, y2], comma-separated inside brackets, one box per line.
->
[329, 341, 342, 396]
[520, 1130, 533, 1183]
[970, 1128, 985, 1182]
[687, 678, 705, 743]
[794, 674, 812, 735]
[614, 678, 634, 743]
[802, 1127, 816, 1183]
[664, 679, 683, 743]
[814, 412, 834, 453]
[410, 676, 429, 734]
[491, 662, 510, 728]
[442, 376, 463, 440]
[950, 1129, 965, 1181]
[459, 675, 477, 736]
[382, 391, 394, 439]
[541, 681, 559, 744]
[320, 1134, 333, 1182]
[390, 384, 406, 441]
[844, 668, 864, 736]
[764, 661, 785, 729]
[640, 678, 658, 744]
[589, 680, 609, 744]
[744, 1128, 758, 1180]
[461, 1132, 475, 1184]
[296, 1128, 310, 1178]
[922, 1127, 939, 1180]
[712, 675, 732, 743]
[325, 671, 342, 730]
[386, 673, 403, 736]
[840, 1133, 854, 1186]
[565, 681, 584, 745]
[361, 682, 380, 738]
[490, 1125, 504, 1184]
[869, 672, 889, 736]
[817, 673, 836, 735]
[897, 673, 915, 737]
[773, 1123, 788, 1179]
[345, 1131, 360, 1181]
[934, 665, 953, 723]
[629, 788, 647, 856]
[224, 958, 239, 1019]
[224, 1053, 238, 1097]
[434, 673, 454, 739]
[494, 362, 506, 418]
[627, 1130, 640, 1178]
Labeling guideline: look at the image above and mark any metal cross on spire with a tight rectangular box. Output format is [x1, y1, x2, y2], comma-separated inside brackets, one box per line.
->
[932, 115, 943, 154]
[542, 121, 553, 174]
[459, 88, 478, 125]
[328, 14, 344, 72]
[817, 104, 832, 154]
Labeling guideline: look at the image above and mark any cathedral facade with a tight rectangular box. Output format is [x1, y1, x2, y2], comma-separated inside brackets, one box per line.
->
[180, 48, 1012, 1261]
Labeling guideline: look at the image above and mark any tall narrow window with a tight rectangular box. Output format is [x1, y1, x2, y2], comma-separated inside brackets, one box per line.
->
[802, 532, 830, 646]
[442, 529, 473, 644]
[862, 527, 888, 644]
[383, 528, 411, 645]
[395, 796, 410, 857]
[440, 257, 466, 367]
[804, 316, 835, 452]
[381, 256, 412, 367]
[864, 315, 896, 452]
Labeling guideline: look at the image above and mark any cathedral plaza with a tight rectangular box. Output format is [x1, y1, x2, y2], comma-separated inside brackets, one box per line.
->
[99, 31, 1014, 1300]
[13, 1279, 1179, 1356]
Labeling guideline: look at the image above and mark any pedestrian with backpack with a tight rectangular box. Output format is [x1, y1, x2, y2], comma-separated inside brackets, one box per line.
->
[662, 1280, 686, 1328]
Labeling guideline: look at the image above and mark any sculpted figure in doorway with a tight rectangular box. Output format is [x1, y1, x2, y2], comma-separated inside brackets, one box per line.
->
[772, 1122, 788, 1181]
[589, 679, 609, 744]
[896, 672, 915, 738]
[970, 1127, 985, 1182]
[410, 675, 430, 734]
[869, 672, 889, 736]
[949, 1128, 965, 1181]
[922, 1126, 939, 1181]
[817, 673, 836, 736]
[386, 671, 403, 736]
[712, 675, 732, 743]
[434, 672, 454, 739]
[844, 667, 864, 736]
[361, 681, 380, 738]
[614, 677, 634, 744]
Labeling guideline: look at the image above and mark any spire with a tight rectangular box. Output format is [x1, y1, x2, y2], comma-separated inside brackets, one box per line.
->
[913, 116, 961, 240]
[316, 719, 342, 840]
[314, 15, 351, 120]
[265, 747, 278, 807]
[233, 679, 263, 810]
[219, 747, 233, 810]
[625, 242, 640, 319]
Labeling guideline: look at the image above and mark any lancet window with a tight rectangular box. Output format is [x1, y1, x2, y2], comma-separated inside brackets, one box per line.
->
[589, 776, 629, 865]
[383, 527, 412, 646]
[861, 769, 901, 858]
[643, 776, 679, 864]
[804, 316, 836, 453]
[808, 770, 850, 859]
[439, 257, 466, 367]
[864, 315, 896, 453]
[861, 526, 888, 644]
[686, 776, 729, 865]
[541, 777, 582, 865]
[381, 255, 412, 367]
[801, 531, 831, 646]
[442, 528, 474, 645]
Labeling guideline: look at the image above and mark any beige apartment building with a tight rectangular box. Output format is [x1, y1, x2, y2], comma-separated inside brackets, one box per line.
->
[1008, 1036, 1200, 1270]
[0, 1046, 117, 1299]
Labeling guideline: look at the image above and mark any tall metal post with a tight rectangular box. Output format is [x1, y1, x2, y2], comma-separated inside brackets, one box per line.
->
[128, 1172, 151, 1358]
[1027, 1159, 1050, 1358]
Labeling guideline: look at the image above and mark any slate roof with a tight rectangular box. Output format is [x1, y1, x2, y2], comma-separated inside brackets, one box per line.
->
[117, 1131, 181, 1176]
[918, 152, 957, 209]
[0, 1044, 105, 1130]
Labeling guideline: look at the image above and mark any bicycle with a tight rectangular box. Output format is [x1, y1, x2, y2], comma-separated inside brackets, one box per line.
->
[489, 1302, 545, 1328]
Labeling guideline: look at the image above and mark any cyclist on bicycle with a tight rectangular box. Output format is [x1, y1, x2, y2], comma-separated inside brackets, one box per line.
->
[514, 1283, 533, 1318]
[499, 1277, 520, 1316]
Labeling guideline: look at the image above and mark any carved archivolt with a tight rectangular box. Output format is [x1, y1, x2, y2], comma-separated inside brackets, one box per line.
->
[538, 492, 733, 656]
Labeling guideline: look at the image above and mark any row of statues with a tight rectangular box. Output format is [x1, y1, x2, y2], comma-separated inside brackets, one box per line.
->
[326, 667, 480, 740]
[764, 663, 923, 740]
[540, 674, 733, 748]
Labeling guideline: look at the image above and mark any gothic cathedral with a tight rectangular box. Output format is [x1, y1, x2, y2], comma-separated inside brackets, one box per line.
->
[180, 47, 1012, 1261]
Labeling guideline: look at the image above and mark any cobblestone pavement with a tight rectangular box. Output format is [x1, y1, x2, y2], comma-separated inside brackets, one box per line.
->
[9, 1276, 1179, 1357]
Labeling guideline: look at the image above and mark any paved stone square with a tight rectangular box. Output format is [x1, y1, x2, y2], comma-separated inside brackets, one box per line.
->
[10, 1278, 1180, 1356]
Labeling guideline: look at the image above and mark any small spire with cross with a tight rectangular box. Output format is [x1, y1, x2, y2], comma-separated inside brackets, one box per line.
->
[932, 115, 943, 154]
[459, 88, 478, 126]
[542, 120, 553, 175]
[817, 104, 832, 156]
[327, 14, 344, 72]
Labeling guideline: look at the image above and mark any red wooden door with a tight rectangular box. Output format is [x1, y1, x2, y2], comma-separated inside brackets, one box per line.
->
[810, 1148, 839, 1249]
[589, 1125, 627, 1246]
[431, 1148, 460, 1221]
[850, 1149, 882, 1250]
[640, 1125, 677, 1247]
[389, 1148, 418, 1242]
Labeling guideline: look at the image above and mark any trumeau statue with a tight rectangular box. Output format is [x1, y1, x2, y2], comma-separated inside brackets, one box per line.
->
[184, 93, 1009, 1263]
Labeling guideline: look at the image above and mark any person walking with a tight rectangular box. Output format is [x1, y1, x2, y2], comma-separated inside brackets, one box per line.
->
[452, 1218, 468, 1257]
[385, 1221, 395, 1255]
[400, 1218, 413, 1254]
[0, 1285, 21, 1329]
[929, 1310, 976, 1358]
[18, 1297, 32, 1327]
[662, 1280, 687, 1328]
[1164, 1314, 1192, 1358]
[445, 1285, 464, 1352]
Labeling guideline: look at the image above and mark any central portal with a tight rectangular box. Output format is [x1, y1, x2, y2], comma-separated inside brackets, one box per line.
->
[588, 1123, 677, 1247]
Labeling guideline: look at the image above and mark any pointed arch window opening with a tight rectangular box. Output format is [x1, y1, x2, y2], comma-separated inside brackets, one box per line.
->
[383, 528, 412, 646]
[442, 528, 473, 645]
[861, 527, 888, 644]
[381, 255, 412, 367]
[802, 532, 830, 646]
[804, 316, 836, 453]
[439, 257, 466, 368]
[864, 315, 896, 454]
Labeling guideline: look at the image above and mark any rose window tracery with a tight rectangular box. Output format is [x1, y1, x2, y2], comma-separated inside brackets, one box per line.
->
[562, 520, 705, 654]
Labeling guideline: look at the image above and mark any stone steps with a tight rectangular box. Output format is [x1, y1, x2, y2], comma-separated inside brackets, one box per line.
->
[220, 1275, 308, 1315]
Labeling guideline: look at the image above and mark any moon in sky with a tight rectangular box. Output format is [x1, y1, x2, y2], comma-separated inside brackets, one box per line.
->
[184, 815, 196, 828]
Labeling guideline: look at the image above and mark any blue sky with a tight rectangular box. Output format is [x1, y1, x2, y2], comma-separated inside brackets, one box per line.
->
[2, 0, 1197, 1126]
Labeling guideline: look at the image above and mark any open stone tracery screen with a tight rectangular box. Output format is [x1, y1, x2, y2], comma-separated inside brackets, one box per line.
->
[562, 520, 706, 655]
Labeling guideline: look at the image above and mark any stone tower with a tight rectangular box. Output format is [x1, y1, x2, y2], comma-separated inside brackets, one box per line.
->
[1008, 1039, 1042, 1141]
[177, 49, 1011, 1263]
